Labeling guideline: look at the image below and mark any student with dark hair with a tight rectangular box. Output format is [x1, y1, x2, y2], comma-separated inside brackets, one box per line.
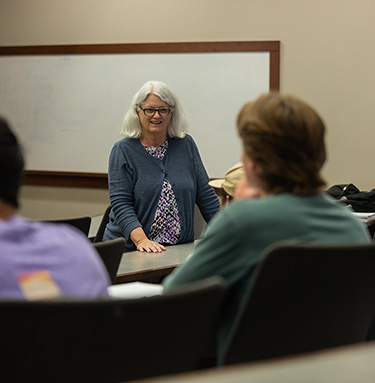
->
[163, 93, 371, 355]
[0, 117, 110, 300]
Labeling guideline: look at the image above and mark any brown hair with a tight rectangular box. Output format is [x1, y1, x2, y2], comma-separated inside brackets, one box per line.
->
[237, 93, 326, 196]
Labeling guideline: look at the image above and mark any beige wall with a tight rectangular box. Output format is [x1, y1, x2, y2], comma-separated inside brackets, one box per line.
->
[1, 0, 374, 219]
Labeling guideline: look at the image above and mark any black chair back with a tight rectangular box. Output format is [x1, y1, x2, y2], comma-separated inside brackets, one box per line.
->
[222, 243, 375, 366]
[45, 216, 92, 236]
[94, 205, 112, 242]
[93, 237, 125, 284]
[368, 220, 375, 240]
[1, 276, 225, 383]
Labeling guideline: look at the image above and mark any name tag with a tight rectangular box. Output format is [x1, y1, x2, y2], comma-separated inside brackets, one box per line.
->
[18, 270, 62, 300]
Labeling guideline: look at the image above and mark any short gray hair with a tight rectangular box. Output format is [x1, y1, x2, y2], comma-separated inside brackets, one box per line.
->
[120, 81, 189, 138]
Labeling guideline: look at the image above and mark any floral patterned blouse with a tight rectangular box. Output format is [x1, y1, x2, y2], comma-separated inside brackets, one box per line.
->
[143, 140, 181, 244]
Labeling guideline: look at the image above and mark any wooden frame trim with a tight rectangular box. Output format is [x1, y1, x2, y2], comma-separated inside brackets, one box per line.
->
[1, 41, 280, 188]
[23, 170, 108, 189]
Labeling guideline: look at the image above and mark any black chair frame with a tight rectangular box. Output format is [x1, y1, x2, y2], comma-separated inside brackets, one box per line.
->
[222, 243, 375, 366]
[1, 276, 225, 383]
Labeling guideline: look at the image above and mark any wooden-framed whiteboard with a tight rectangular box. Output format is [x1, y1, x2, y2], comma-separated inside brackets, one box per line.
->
[0, 41, 280, 188]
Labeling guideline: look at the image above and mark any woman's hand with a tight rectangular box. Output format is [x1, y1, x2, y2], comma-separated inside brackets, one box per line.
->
[136, 239, 166, 253]
[130, 227, 166, 253]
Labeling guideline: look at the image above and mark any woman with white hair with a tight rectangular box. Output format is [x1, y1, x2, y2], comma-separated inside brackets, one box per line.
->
[103, 81, 220, 253]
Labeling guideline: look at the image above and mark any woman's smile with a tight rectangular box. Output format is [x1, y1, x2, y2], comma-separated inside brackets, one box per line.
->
[138, 93, 173, 139]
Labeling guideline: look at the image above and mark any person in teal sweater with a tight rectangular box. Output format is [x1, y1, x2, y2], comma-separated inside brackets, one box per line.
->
[163, 92, 371, 358]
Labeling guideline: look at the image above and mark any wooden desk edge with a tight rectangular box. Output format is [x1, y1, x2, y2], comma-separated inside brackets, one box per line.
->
[115, 265, 178, 284]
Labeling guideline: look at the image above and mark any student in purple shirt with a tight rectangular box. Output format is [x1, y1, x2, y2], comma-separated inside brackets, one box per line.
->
[0, 117, 110, 300]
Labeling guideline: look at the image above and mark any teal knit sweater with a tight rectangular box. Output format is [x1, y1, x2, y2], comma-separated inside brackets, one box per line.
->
[103, 135, 220, 250]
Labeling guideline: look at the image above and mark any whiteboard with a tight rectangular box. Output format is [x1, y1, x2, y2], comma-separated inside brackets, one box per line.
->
[0, 48, 273, 179]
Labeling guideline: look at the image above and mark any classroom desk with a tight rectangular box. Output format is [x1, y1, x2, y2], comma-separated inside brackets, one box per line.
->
[115, 241, 196, 284]
[111, 211, 374, 285]
[134, 342, 375, 383]
[353, 212, 375, 238]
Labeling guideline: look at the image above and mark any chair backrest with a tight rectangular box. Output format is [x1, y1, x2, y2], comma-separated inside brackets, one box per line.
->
[45, 216, 92, 236]
[194, 204, 206, 239]
[221, 243, 375, 366]
[93, 205, 112, 243]
[93, 237, 125, 284]
[0, 276, 225, 383]
[368, 221, 375, 240]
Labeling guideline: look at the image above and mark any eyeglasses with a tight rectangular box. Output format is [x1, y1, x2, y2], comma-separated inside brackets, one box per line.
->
[137, 104, 173, 117]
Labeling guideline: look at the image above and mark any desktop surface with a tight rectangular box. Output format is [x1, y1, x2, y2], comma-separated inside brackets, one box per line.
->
[115, 241, 196, 284]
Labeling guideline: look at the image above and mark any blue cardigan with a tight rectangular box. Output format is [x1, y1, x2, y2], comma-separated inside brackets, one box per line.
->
[103, 135, 220, 250]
